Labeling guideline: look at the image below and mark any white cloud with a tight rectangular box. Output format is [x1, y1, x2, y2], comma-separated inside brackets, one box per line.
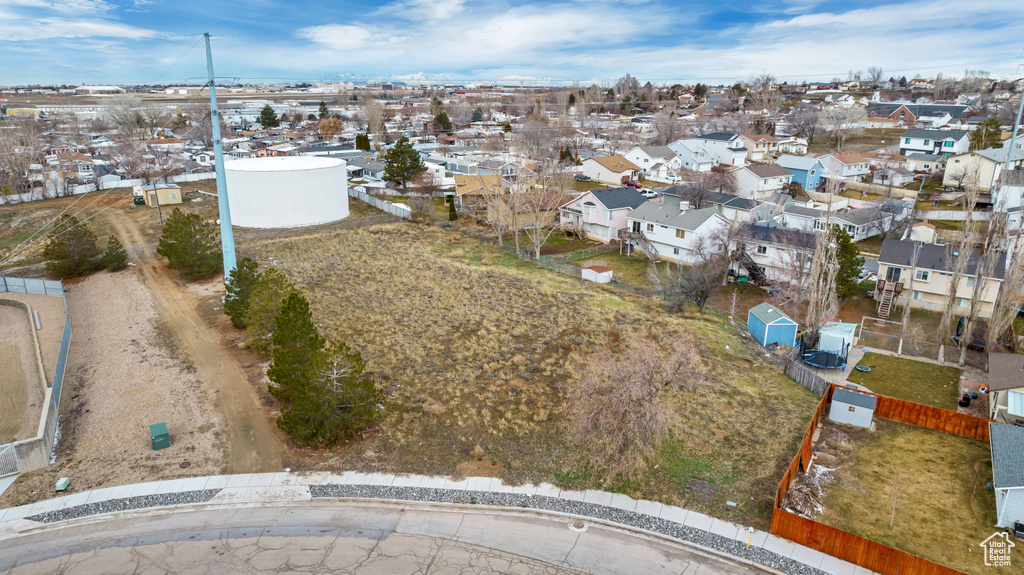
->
[0, 17, 156, 41]
[376, 0, 468, 22]
[0, 0, 113, 14]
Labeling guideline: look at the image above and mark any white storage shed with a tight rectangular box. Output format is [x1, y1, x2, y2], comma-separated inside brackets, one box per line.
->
[828, 387, 876, 429]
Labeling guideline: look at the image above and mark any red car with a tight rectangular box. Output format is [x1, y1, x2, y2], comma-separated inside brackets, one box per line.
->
[624, 180, 642, 188]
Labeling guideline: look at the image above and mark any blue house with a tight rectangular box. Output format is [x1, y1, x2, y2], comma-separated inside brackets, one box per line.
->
[776, 155, 825, 192]
[747, 302, 798, 348]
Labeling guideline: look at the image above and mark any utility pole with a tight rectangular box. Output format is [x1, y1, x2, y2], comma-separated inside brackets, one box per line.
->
[204, 32, 237, 281]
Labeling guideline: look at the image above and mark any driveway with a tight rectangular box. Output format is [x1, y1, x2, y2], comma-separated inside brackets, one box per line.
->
[0, 502, 768, 574]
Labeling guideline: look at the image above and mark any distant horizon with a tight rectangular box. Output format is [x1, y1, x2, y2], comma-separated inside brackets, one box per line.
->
[1, 1, 1023, 86]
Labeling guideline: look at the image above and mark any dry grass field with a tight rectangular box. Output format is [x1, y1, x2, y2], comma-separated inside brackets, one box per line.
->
[241, 222, 820, 527]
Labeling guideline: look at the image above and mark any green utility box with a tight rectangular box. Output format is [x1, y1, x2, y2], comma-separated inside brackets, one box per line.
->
[150, 422, 170, 451]
[133, 195, 146, 206]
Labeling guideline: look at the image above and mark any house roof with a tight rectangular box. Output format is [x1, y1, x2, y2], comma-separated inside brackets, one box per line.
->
[743, 134, 778, 143]
[833, 387, 878, 409]
[901, 129, 969, 142]
[586, 265, 613, 273]
[697, 132, 739, 141]
[867, 103, 970, 119]
[736, 222, 817, 250]
[975, 148, 1024, 164]
[819, 151, 869, 166]
[748, 302, 796, 326]
[588, 186, 648, 210]
[641, 146, 676, 160]
[907, 153, 944, 161]
[454, 174, 502, 195]
[347, 157, 385, 171]
[745, 163, 793, 179]
[989, 423, 1024, 488]
[878, 239, 1006, 280]
[589, 155, 641, 173]
[784, 205, 823, 218]
[628, 203, 722, 231]
[833, 208, 889, 227]
[987, 353, 1024, 392]
[776, 154, 822, 171]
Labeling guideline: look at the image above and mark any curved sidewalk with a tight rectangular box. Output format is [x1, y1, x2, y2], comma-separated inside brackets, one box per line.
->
[0, 472, 872, 575]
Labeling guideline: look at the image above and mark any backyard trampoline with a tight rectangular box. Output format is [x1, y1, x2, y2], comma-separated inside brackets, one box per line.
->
[802, 350, 848, 370]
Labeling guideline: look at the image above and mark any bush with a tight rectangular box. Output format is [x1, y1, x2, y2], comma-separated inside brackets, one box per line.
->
[267, 292, 324, 402]
[156, 208, 222, 280]
[101, 235, 128, 271]
[43, 215, 101, 279]
[224, 257, 261, 329]
[243, 267, 296, 356]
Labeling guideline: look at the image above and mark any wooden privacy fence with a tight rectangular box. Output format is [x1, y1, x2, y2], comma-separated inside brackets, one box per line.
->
[771, 383, 994, 575]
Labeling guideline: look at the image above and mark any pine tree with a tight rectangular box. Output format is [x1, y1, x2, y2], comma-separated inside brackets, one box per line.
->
[156, 208, 222, 280]
[434, 111, 453, 133]
[243, 268, 296, 356]
[383, 137, 426, 189]
[267, 293, 324, 402]
[43, 214, 101, 279]
[898, 76, 908, 88]
[832, 226, 864, 299]
[101, 235, 128, 272]
[559, 146, 578, 165]
[448, 198, 458, 221]
[355, 133, 371, 151]
[224, 256, 261, 329]
[258, 105, 280, 128]
[471, 108, 483, 122]
[277, 341, 381, 446]
[970, 117, 1002, 150]
[318, 101, 329, 119]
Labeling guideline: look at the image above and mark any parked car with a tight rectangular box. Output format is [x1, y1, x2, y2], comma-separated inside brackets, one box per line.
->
[624, 180, 642, 188]
[640, 190, 659, 199]
[573, 174, 591, 181]
[664, 174, 682, 183]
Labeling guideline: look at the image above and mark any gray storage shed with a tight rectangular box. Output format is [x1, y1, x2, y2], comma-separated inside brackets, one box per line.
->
[828, 387, 876, 428]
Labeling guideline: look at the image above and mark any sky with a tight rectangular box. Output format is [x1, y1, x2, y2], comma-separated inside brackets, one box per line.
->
[1, 0, 1023, 86]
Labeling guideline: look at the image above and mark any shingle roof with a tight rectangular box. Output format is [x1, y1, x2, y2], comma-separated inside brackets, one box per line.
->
[784, 205, 822, 218]
[589, 186, 647, 210]
[833, 387, 877, 409]
[641, 146, 677, 160]
[989, 423, 1024, 488]
[589, 155, 641, 173]
[746, 163, 793, 179]
[878, 239, 1006, 280]
[736, 222, 817, 250]
[901, 129, 969, 142]
[987, 353, 1024, 392]
[833, 208, 889, 226]
[975, 148, 1024, 164]
[697, 132, 739, 141]
[748, 302, 796, 326]
[628, 203, 722, 231]
[867, 103, 970, 119]
[776, 154, 823, 171]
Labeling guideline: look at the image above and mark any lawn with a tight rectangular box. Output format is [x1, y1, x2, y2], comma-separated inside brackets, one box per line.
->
[847, 352, 960, 408]
[348, 197, 386, 218]
[807, 128, 897, 154]
[814, 419, 1019, 575]
[239, 222, 821, 527]
[571, 179, 609, 192]
[855, 235, 884, 256]
[573, 251, 664, 285]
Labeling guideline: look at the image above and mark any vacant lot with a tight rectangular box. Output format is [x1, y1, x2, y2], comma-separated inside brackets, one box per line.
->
[0, 271, 227, 508]
[241, 222, 820, 526]
[847, 352, 961, 408]
[813, 419, 1019, 575]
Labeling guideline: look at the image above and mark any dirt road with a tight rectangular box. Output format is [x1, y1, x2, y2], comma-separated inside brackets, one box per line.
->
[105, 214, 284, 474]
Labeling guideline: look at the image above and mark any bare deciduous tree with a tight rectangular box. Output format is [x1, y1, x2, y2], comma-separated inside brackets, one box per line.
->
[746, 74, 783, 114]
[104, 94, 149, 142]
[649, 261, 721, 313]
[988, 234, 1024, 350]
[866, 67, 884, 85]
[0, 117, 45, 200]
[818, 106, 866, 151]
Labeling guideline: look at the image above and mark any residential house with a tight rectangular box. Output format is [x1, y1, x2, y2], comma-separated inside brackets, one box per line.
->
[779, 205, 824, 232]
[682, 132, 748, 167]
[987, 354, 1024, 425]
[898, 129, 970, 157]
[346, 157, 386, 181]
[903, 153, 945, 174]
[833, 208, 894, 241]
[558, 186, 647, 243]
[700, 192, 776, 223]
[910, 78, 934, 91]
[580, 155, 642, 185]
[943, 148, 1024, 191]
[872, 167, 916, 187]
[876, 239, 1005, 319]
[816, 152, 871, 181]
[623, 204, 730, 263]
[776, 137, 808, 155]
[776, 154, 825, 191]
[741, 134, 779, 161]
[730, 223, 816, 285]
[734, 163, 793, 201]
[866, 103, 970, 127]
[453, 174, 503, 211]
[996, 171, 1024, 230]
[988, 422, 1024, 527]
[623, 146, 681, 179]
[54, 153, 95, 183]
[666, 139, 719, 172]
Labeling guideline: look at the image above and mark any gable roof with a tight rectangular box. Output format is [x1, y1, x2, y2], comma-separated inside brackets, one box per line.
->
[743, 134, 778, 143]
[878, 239, 1006, 280]
[736, 222, 817, 250]
[588, 155, 641, 173]
[867, 103, 970, 119]
[989, 423, 1024, 488]
[900, 129, 969, 142]
[641, 145, 677, 160]
[833, 208, 890, 226]
[833, 387, 878, 409]
[588, 186, 647, 210]
[784, 205, 823, 218]
[776, 154, 823, 171]
[819, 151, 870, 166]
[973, 148, 1024, 164]
[697, 132, 740, 141]
[628, 203, 723, 231]
[745, 163, 792, 179]
[987, 353, 1024, 392]
[748, 302, 796, 326]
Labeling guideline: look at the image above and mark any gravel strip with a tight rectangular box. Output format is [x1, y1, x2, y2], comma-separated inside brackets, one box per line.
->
[26, 489, 222, 524]
[309, 485, 828, 575]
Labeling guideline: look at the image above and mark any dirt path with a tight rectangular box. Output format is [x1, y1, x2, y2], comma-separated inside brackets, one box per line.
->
[105, 214, 284, 474]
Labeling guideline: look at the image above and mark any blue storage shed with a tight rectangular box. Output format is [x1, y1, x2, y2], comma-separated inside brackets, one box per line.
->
[747, 302, 798, 348]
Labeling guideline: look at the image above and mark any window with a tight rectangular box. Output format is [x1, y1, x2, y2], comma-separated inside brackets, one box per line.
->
[905, 138, 911, 144]
[1009, 390, 1024, 417]
[915, 270, 929, 281]
[647, 223, 655, 232]
[956, 298, 967, 307]
[966, 277, 975, 288]
[913, 291, 923, 300]
[673, 247, 680, 255]
[848, 406, 856, 413]
[675, 229, 686, 239]
[924, 140, 930, 146]
[756, 245, 768, 255]
[944, 141, 953, 148]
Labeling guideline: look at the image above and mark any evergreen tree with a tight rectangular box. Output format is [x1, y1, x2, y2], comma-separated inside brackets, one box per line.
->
[258, 105, 280, 128]
[448, 198, 458, 221]
[606, 88, 615, 100]
[558, 146, 578, 165]
[382, 137, 426, 189]
[970, 117, 1002, 150]
[693, 83, 708, 98]
[224, 256, 261, 329]
[898, 76, 908, 88]
[471, 108, 483, 122]
[267, 293, 324, 402]
[568, 93, 576, 105]
[156, 208, 222, 280]
[243, 268, 296, 356]
[277, 341, 381, 446]
[100, 235, 128, 272]
[43, 214, 101, 279]
[318, 101, 329, 119]
[832, 226, 864, 299]
[355, 133, 371, 151]
[434, 111, 453, 133]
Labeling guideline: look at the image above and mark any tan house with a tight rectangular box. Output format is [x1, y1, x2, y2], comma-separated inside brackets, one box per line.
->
[942, 148, 1024, 192]
[580, 155, 641, 184]
[133, 183, 183, 208]
[987, 353, 1024, 424]
[875, 239, 1005, 320]
[741, 134, 779, 161]
[453, 174, 503, 211]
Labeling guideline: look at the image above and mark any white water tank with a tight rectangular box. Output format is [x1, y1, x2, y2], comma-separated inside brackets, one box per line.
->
[224, 156, 349, 228]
